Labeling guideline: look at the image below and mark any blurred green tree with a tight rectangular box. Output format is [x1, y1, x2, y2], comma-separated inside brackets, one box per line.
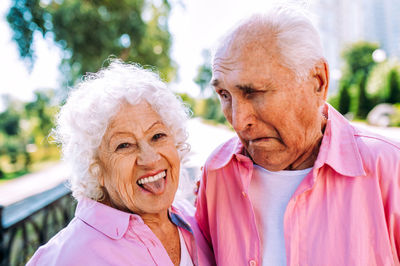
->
[387, 69, 400, 104]
[337, 81, 351, 115]
[194, 50, 212, 96]
[342, 42, 378, 78]
[24, 90, 57, 140]
[193, 49, 226, 124]
[366, 60, 400, 104]
[0, 92, 60, 178]
[0, 108, 20, 136]
[0, 101, 27, 174]
[356, 73, 370, 118]
[7, 0, 175, 84]
[339, 41, 379, 118]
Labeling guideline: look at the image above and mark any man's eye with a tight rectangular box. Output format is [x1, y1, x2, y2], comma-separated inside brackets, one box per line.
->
[152, 133, 166, 141]
[217, 90, 230, 100]
[116, 143, 131, 150]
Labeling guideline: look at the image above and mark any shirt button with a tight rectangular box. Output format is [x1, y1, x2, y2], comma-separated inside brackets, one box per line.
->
[242, 191, 247, 197]
[249, 259, 257, 266]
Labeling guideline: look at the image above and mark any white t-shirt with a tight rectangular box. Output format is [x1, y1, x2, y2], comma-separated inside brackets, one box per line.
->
[179, 228, 194, 266]
[249, 164, 312, 266]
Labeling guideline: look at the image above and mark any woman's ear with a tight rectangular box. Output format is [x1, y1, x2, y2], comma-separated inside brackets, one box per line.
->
[90, 160, 105, 186]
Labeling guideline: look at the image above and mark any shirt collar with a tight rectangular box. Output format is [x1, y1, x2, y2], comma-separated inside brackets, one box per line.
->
[169, 205, 193, 234]
[314, 103, 366, 177]
[75, 197, 194, 240]
[207, 136, 246, 170]
[75, 197, 131, 240]
[207, 103, 366, 177]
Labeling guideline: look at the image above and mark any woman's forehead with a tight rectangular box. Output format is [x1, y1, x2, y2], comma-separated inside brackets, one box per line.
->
[107, 102, 165, 134]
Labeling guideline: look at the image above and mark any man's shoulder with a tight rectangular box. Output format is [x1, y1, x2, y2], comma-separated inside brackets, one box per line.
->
[353, 125, 400, 154]
[352, 125, 400, 172]
[204, 136, 240, 170]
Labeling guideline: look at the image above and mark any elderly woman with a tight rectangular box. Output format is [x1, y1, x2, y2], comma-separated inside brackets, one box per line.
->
[27, 60, 213, 266]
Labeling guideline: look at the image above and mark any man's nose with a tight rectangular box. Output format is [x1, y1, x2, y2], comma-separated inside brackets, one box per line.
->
[231, 99, 255, 133]
[137, 143, 161, 167]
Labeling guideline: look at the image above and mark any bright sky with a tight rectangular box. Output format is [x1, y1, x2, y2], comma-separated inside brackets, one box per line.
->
[0, 0, 62, 105]
[0, 0, 305, 107]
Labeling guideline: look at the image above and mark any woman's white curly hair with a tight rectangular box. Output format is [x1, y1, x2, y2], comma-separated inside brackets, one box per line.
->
[54, 59, 191, 201]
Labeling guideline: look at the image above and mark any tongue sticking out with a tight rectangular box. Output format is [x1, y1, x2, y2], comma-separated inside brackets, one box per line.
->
[142, 177, 165, 194]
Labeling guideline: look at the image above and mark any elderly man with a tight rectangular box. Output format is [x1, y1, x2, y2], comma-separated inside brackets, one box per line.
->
[195, 6, 400, 266]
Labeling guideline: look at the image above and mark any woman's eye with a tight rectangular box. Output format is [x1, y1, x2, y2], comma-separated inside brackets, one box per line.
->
[116, 143, 131, 150]
[152, 133, 166, 141]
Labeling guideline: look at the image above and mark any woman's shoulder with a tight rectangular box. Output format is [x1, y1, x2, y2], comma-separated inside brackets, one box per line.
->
[172, 200, 216, 266]
[27, 217, 110, 265]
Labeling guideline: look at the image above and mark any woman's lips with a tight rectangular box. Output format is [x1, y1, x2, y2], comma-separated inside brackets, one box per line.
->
[137, 170, 167, 195]
[138, 169, 165, 180]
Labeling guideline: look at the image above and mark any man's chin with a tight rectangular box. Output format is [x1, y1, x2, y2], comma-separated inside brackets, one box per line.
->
[247, 148, 288, 171]
[247, 137, 281, 152]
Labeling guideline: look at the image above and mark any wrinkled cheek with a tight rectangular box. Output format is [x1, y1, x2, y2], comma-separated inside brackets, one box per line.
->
[246, 146, 264, 163]
[221, 105, 232, 123]
[114, 171, 135, 208]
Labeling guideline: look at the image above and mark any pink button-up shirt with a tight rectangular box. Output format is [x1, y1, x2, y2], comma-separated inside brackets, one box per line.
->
[28, 197, 215, 266]
[195, 104, 400, 266]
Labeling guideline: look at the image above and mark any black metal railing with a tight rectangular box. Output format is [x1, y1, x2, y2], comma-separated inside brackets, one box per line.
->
[0, 182, 76, 266]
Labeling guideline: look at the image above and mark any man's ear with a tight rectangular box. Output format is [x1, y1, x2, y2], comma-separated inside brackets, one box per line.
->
[312, 59, 329, 103]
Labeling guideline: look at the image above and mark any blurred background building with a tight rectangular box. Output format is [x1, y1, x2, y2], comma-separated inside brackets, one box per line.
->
[311, 0, 400, 94]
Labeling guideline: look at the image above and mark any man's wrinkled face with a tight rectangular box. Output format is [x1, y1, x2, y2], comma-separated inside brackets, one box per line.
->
[211, 42, 327, 171]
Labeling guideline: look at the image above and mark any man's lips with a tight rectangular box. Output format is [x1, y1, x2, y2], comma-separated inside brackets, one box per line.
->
[249, 137, 277, 143]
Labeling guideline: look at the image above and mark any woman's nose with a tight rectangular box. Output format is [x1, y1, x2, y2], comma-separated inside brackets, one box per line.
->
[136, 143, 161, 167]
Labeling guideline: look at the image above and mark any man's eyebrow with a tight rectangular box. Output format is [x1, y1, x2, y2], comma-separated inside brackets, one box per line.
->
[210, 79, 219, 87]
[236, 84, 257, 93]
[236, 82, 274, 92]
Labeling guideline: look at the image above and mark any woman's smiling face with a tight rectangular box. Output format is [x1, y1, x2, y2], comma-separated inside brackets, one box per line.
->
[97, 101, 180, 215]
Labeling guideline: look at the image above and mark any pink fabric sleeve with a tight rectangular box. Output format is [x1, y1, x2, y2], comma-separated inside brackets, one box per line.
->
[195, 165, 212, 247]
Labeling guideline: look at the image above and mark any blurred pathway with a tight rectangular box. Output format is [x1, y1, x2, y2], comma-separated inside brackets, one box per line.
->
[0, 163, 70, 206]
[0, 118, 398, 206]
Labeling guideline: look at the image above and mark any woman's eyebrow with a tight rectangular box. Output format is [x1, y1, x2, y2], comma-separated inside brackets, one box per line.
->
[145, 120, 164, 133]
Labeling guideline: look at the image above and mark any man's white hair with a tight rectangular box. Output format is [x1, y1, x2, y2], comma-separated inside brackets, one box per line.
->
[54, 59, 191, 201]
[218, 5, 324, 79]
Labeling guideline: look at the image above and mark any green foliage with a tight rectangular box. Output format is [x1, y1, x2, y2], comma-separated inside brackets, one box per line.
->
[0, 108, 20, 136]
[192, 49, 227, 124]
[367, 60, 400, 103]
[194, 50, 212, 95]
[337, 81, 351, 115]
[176, 92, 195, 114]
[194, 98, 226, 124]
[356, 72, 371, 118]
[388, 69, 400, 104]
[0, 91, 60, 179]
[341, 42, 379, 81]
[390, 104, 400, 126]
[7, 0, 175, 84]
[338, 41, 379, 118]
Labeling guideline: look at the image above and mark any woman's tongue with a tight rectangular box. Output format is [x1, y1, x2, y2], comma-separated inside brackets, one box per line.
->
[142, 178, 165, 194]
